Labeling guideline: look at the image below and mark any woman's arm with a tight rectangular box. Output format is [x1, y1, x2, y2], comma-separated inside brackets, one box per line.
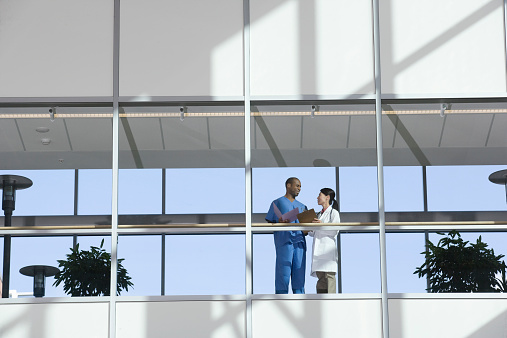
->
[314, 210, 339, 237]
[329, 209, 341, 223]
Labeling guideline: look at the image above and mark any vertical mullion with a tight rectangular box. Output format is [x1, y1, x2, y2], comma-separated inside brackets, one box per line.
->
[335, 167, 340, 211]
[243, 0, 252, 337]
[372, 0, 390, 336]
[422, 166, 430, 292]
[335, 167, 342, 293]
[422, 166, 428, 212]
[161, 234, 166, 296]
[74, 169, 79, 216]
[424, 231, 430, 292]
[110, 0, 121, 337]
[162, 168, 166, 215]
[161, 168, 166, 295]
[504, 0, 507, 91]
[336, 231, 342, 293]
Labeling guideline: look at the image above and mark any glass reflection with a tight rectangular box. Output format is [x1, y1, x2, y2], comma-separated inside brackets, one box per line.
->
[251, 104, 379, 294]
[119, 105, 245, 223]
[383, 102, 507, 293]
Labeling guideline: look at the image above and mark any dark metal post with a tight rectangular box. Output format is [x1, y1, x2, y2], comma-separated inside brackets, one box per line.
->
[1, 175, 33, 298]
[2, 183, 14, 298]
[2, 222, 11, 298]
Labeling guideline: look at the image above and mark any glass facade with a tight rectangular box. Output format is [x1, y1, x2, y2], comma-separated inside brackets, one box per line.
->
[1, 1, 507, 337]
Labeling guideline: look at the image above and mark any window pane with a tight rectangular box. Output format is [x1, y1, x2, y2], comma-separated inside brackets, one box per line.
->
[77, 236, 111, 252]
[252, 234, 275, 294]
[0, 237, 3, 288]
[119, 105, 244, 224]
[252, 166, 336, 295]
[253, 234, 318, 294]
[384, 166, 424, 212]
[11, 236, 72, 298]
[0, 106, 113, 227]
[251, 104, 378, 294]
[427, 165, 507, 211]
[387, 233, 427, 293]
[118, 235, 161, 296]
[427, 232, 507, 293]
[0, 169, 75, 216]
[119, 169, 162, 215]
[165, 235, 245, 295]
[339, 167, 378, 212]
[78, 169, 112, 215]
[383, 101, 507, 294]
[253, 167, 336, 214]
[166, 168, 245, 214]
[0, 106, 112, 300]
[341, 233, 380, 293]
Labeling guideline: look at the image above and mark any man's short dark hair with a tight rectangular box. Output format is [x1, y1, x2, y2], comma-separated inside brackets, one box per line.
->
[285, 177, 299, 188]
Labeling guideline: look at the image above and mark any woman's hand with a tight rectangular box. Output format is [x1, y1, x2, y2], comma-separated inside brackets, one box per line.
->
[312, 218, 321, 223]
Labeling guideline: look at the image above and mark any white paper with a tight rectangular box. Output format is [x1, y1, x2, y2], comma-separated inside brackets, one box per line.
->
[273, 202, 283, 219]
[283, 208, 299, 222]
[272, 202, 299, 222]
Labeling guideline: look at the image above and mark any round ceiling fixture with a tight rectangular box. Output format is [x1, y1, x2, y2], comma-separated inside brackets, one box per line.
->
[36, 127, 50, 133]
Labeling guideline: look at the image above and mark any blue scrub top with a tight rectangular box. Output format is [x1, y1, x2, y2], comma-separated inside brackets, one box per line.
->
[266, 196, 307, 247]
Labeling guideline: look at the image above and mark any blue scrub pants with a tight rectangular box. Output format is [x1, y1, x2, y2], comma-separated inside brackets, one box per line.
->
[275, 241, 306, 294]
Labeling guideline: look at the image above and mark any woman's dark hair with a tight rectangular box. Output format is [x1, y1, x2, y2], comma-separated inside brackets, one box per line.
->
[320, 187, 339, 211]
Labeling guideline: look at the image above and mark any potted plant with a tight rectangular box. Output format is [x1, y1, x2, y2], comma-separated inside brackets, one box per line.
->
[53, 239, 133, 296]
[414, 230, 507, 292]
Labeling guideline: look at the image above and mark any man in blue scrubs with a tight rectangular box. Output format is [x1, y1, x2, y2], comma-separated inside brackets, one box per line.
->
[266, 177, 307, 294]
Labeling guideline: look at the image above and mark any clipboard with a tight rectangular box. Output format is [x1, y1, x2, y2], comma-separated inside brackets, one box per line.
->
[297, 208, 317, 223]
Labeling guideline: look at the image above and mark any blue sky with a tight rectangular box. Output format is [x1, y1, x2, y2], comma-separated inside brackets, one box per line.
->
[1, 165, 507, 297]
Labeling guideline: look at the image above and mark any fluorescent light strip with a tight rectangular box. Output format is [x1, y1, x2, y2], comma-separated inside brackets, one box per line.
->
[0, 109, 506, 118]
[0, 113, 114, 118]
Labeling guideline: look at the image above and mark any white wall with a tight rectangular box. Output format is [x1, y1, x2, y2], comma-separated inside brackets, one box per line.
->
[380, 0, 507, 95]
[0, 302, 109, 338]
[2, 297, 507, 337]
[252, 298, 382, 338]
[389, 298, 507, 338]
[250, 0, 374, 98]
[117, 298, 507, 338]
[0, 0, 505, 99]
[119, 0, 244, 98]
[0, 0, 114, 97]
[116, 300, 246, 338]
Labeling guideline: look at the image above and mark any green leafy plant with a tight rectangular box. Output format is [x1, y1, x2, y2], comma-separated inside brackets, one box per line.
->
[414, 230, 507, 293]
[53, 239, 133, 296]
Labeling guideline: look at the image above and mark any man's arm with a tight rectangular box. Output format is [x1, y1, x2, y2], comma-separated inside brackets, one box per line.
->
[265, 200, 278, 223]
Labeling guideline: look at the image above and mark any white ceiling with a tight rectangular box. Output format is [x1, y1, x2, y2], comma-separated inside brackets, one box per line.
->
[1, 103, 506, 169]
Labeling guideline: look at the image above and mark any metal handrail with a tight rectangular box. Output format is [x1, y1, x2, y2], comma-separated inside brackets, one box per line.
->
[1, 221, 507, 235]
[1, 220, 507, 229]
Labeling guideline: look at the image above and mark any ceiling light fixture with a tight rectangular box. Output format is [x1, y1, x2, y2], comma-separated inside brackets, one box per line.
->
[440, 103, 448, 117]
[49, 107, 56, 122]
[311, 105, 319, 118]
[179, 106, 187, 121]
[0, 108, 506, 119]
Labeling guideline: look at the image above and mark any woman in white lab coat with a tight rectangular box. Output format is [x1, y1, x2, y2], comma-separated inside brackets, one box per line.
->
[310, 188, 340, 293]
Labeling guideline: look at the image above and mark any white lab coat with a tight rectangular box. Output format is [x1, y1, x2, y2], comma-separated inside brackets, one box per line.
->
[309, 207, 340, 276]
